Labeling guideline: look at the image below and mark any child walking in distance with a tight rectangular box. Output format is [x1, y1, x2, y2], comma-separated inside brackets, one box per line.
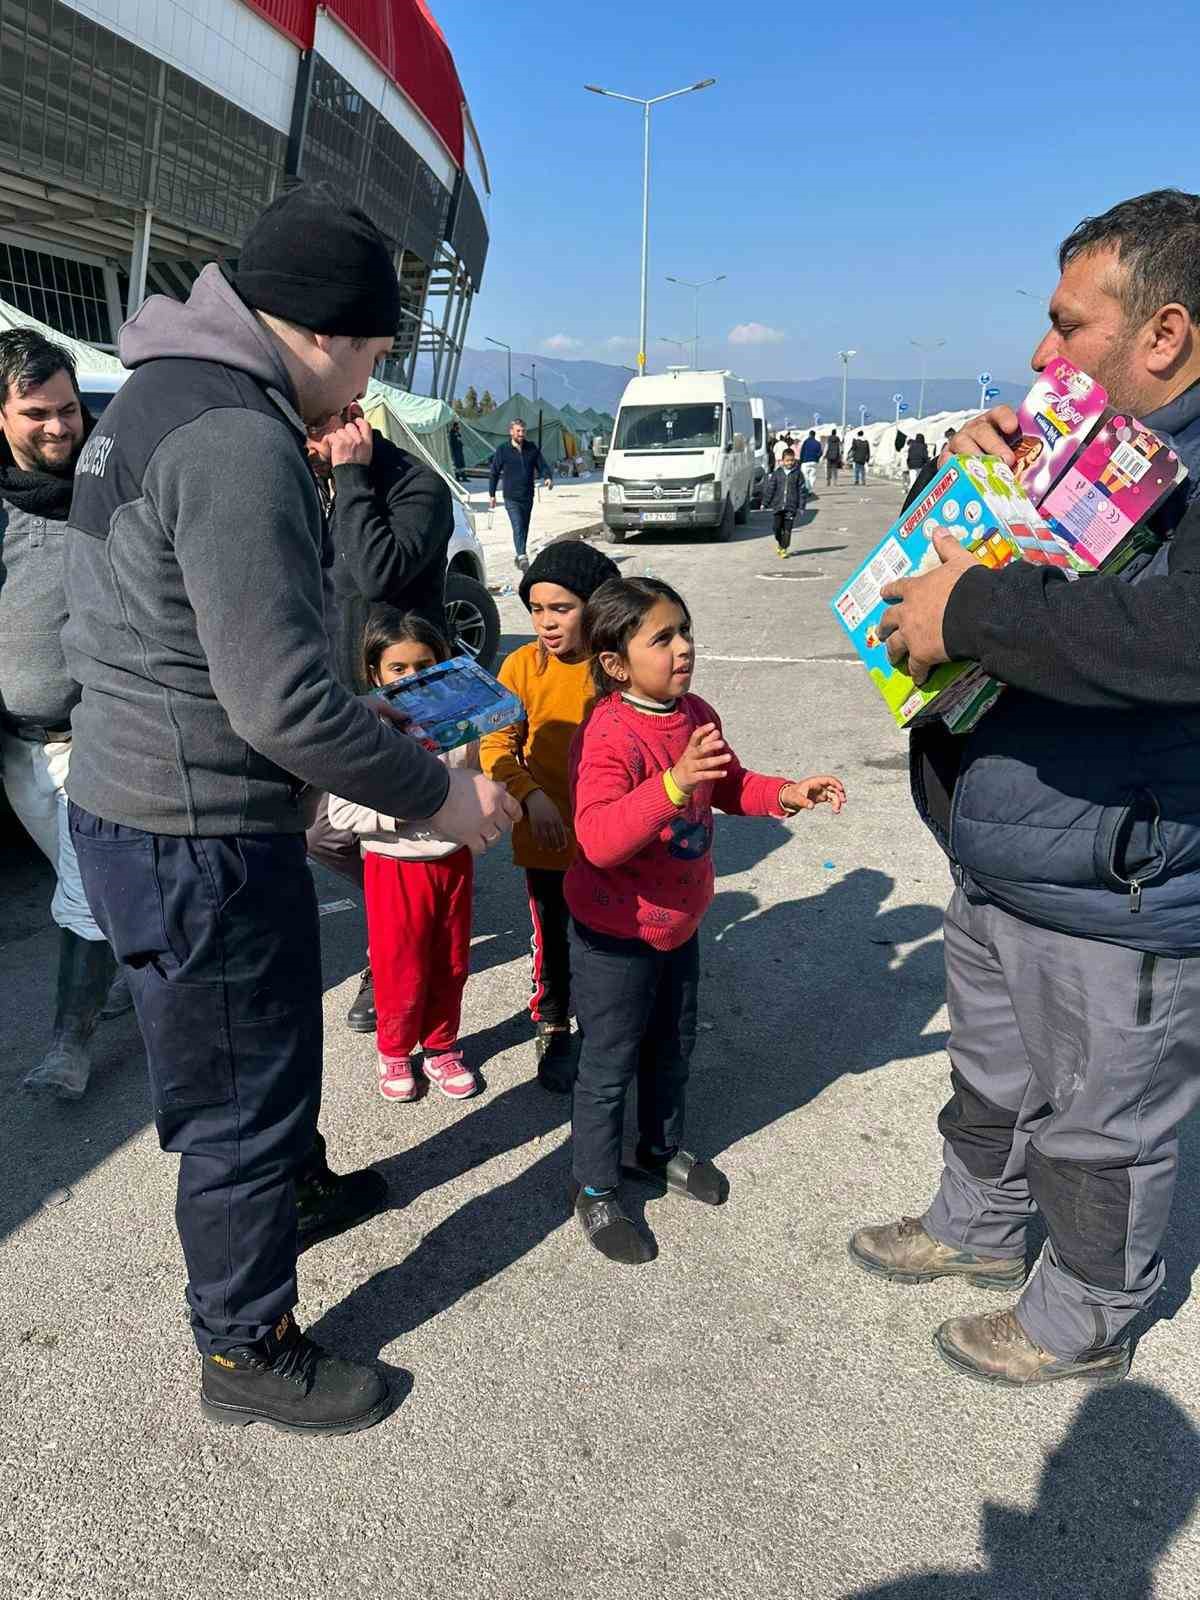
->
[329, 610, 479, 1103]
[566, 577, 845, 1263]
[759, 445, 807, 556]
[480, 542, 620, 1091]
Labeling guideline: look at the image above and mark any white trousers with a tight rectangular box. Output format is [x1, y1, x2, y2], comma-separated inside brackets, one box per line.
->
[801, 463, 818, 493]
[1, 731, 104, 939]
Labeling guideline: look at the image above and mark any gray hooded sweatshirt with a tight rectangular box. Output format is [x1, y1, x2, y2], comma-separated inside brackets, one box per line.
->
[63, 265, 450, 835]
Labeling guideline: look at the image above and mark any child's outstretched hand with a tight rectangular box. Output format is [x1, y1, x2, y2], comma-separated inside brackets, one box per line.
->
[780, 775, 846, 814]
[670, 724, 732, 796]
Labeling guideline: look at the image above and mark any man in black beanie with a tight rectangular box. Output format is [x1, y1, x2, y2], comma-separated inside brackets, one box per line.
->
[63, 183, 519, 1436]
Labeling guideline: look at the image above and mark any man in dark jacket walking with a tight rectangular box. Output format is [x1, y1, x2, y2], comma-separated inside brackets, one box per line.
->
[759, 444, 807, 555]
[824, 430, 843, 485]
[850, 189, 1200, 1390]
[489, 417, 552, 571]
[303, 403, 454, 1034]
[63, 185, 519, 1436]
[849, 430, 871, 485]
[905, 432, 930, 486]
[0, 331, 129, 1100]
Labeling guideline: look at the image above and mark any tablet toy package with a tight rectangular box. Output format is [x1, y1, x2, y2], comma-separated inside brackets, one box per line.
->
[376, 656, 524, 753]
[1012, 358, 1108, 505]
[831, 457, 1028, 730]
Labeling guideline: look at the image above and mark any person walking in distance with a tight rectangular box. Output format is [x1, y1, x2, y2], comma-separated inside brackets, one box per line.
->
[63, 184, 519, 1436]
[849, 430, 871, 486]
[905, 431, 931, 487]
[0, 331, 131, 1100]
[489, 418, 553, 573]
[799, 429, 822, 495]
[824, 430, 843, 485]
[850, 189, 1200, 1388]
[759, 445, 807, 557]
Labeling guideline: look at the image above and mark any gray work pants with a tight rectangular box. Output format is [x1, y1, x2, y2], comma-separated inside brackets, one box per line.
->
[923, 887, 1200, 1358]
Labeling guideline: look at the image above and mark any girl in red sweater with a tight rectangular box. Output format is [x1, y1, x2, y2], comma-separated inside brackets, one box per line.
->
[565, 577, 845, 1263]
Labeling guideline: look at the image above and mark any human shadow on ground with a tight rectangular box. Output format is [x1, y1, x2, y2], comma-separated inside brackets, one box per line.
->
[843, 1381, 1199, 1600]
[313, 865, 950, 1356]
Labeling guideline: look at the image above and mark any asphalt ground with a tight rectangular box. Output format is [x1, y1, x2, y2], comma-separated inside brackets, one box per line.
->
[3, 474, 1199, 1599]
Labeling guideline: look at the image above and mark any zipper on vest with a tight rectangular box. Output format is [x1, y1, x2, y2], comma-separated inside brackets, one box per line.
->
[1130, 878, 1142, 913]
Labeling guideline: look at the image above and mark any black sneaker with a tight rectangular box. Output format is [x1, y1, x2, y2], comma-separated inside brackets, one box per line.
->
[201, 1312, 390, 1435]
[296, 1161, 390, 1253]
[535, 1026, 575, 1094]
[346, 968, 376, 1033]
[570, 1182, 653, 1264]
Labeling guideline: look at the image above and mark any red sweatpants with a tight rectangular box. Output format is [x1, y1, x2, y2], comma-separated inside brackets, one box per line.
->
[363, 848, 474, 1056]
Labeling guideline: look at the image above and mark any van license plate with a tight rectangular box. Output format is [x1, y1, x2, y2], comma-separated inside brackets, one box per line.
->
[642, 511, 676, 523]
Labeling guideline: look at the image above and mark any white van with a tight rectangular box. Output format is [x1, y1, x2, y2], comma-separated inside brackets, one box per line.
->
[749, 396, 769, 505]
[602, 369, 756, 543]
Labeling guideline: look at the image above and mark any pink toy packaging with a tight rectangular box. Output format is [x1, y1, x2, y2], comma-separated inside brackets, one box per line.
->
[1040, 413, 1186, 569]
[1012, 358, 1108, 505]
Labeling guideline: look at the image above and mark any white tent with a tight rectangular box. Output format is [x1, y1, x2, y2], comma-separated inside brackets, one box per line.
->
[0, 296, 123, 376]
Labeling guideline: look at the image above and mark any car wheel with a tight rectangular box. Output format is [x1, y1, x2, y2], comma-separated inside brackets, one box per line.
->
[714, 497, 735, 542]
[444, 571, 500, 671]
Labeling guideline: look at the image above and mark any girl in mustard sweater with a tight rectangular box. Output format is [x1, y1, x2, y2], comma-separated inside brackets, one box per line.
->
[480, 542, 619, 1091]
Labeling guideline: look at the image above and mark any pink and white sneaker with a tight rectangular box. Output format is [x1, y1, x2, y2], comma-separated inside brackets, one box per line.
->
[377, 1051, 420, 1102]
[422, 1048, 478, 1100]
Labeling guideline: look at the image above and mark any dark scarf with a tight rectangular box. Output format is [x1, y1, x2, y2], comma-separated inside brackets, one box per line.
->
[0, 434, 77, 521]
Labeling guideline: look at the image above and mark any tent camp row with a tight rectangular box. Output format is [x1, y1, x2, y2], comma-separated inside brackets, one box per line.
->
[458, 392, 615, 469]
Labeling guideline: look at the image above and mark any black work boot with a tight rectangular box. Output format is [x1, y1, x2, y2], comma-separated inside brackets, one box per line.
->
[535, 1024, 575, 1094]
[200, 1311, 390, 1435]
[627, 1144, 729, 1206]
[296, 1149, 390, 1253]
[570, 1182, 653, 1265]
[22, 930, 116, 1100]
[346, 966, 376, 1033]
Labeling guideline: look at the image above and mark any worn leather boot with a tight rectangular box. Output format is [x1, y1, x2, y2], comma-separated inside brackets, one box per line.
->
[22, 930, 116, 1100]
[934, 1307, 1130, 1388]
[849, 1215, 1027, 1290]
[201, 1311, 390, 1434]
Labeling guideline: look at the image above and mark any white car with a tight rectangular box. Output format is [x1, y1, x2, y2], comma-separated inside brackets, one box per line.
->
[78, 373, 500, 669]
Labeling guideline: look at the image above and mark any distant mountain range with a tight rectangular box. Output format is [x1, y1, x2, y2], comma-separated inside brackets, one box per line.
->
[422, 346, 1027, 426]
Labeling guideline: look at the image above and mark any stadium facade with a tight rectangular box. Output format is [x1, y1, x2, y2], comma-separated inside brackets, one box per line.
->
[0, 0, 488, 396]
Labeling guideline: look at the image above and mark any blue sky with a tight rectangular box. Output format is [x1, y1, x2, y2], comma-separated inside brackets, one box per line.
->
[434, 0, 1200, 384]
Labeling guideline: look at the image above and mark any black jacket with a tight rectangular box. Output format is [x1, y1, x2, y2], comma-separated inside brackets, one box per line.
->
[328, 432, 452, 691]
[760, 465, 807, 515]
[906, 438, 930, 469]
[824, 435, 843, 465]
[850, 436, 870, 464]
[489, 439, 551, 503]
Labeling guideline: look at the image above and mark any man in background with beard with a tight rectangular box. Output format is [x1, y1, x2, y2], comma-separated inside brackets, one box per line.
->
[0, 330, 128, 1099]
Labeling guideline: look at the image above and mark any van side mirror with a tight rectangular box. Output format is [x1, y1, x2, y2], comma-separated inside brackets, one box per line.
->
[724, 438, 733, 453]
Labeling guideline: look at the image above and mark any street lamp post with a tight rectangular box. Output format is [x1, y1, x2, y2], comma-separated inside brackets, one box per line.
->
[520, 364, 538, 402]
[837, 349, 857, 432]
[665, 273, 726, 369]
[485, 336, 513, 400]
[658, 335, 691, 363]
[909, 336, 946, 420]
[585, 78, 716, 376]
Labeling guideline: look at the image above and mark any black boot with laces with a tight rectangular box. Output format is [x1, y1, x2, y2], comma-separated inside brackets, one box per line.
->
[200, 1312, 390, 1435]
[295, 1145, 390, 1254]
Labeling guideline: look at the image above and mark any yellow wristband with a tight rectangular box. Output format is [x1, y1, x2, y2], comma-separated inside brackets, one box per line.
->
[663, 768, 688, 807]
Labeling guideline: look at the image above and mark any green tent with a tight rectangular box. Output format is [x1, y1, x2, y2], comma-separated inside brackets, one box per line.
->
[470, 391, 575, 465]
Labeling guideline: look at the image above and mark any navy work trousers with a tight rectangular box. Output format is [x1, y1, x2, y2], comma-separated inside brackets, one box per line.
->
[70, 805, 323, 1355]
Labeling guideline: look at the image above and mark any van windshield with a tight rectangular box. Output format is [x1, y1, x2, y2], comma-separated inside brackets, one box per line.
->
[614, 403, 722, 451]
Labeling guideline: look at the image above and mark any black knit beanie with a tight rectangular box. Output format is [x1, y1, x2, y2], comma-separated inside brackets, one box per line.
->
[518, 540, 620, 610]
[234, 183, 402, 337]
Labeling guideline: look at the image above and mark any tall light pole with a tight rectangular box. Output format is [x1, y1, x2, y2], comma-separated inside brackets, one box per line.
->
[520, 364, 538, 402]
[658, 335, 691, 363]
[837, 349, 857, 432]
[485, 336, 512, 400]
[585, 78, 716, 377]
[666, 273, 726, 369]
[909, 336, 945, 420]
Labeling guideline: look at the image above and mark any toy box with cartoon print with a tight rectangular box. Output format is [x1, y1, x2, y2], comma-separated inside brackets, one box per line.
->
[830, 457, 1040, 728]
[375, 655, 524, 753]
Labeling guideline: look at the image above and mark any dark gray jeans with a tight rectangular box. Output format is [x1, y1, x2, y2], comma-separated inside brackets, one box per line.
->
[923, 886, 1200, 1358]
